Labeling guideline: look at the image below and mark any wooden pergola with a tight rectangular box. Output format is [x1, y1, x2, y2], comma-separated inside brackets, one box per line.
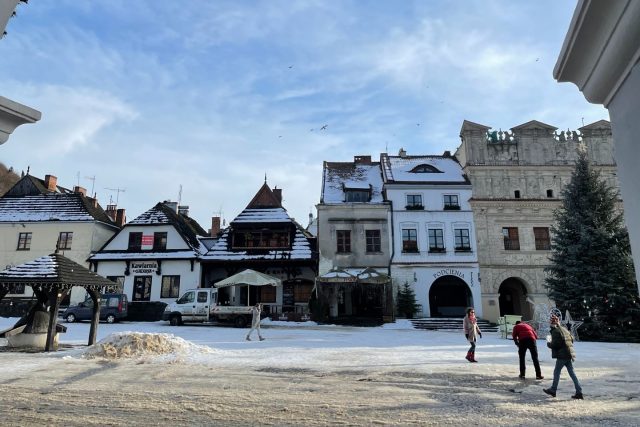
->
[0, 253, 116, 352]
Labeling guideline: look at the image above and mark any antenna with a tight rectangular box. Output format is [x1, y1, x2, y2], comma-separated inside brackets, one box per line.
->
[85, 175, 96, 196]
[105, 187, 126, 205]
[76, 171, 80, 187]
[178, 184, 183, 205]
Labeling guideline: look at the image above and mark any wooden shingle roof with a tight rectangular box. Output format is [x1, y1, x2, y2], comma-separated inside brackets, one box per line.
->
[0, 253, 116, 291]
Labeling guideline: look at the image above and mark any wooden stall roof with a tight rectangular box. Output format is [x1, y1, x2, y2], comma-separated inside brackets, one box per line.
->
[0, 253, 115, 291]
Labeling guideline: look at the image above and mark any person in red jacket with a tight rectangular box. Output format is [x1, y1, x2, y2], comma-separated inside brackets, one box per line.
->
[512, 320, 543, 380]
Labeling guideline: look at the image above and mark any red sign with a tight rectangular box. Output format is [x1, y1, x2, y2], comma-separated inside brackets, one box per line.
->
[141, 235, 154, 249]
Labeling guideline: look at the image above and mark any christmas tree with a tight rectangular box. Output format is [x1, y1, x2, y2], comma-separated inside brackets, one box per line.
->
[545, 144, 640, 342]
[396, 281, 420, 319]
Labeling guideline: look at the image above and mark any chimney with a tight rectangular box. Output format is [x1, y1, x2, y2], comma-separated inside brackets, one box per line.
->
[116, 209, 126, 227]
[73, 186, 87, 196]
[44, 175, 57, 192]
[308, 212, 313, 226]
[273, 188, 282, 205]
[354, 155, 371, 164]
[443, 150, 451, 157]
[178, 205, 189, 216]
[164, 200, 178, 212]
[86, 197, 98, 208]
[398, 148, 407, 158]
[211, 216, 221, 237]
[105, 204, 117, 221]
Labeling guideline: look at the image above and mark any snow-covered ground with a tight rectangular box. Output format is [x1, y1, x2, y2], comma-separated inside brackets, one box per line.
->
[1, 317, 639, 426]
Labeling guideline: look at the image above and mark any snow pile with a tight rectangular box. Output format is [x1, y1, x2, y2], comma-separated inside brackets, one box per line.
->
[82, 332, 215, 362]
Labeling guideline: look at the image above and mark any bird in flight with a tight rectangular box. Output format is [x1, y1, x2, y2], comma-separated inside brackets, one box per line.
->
[320, 124, 328, 130]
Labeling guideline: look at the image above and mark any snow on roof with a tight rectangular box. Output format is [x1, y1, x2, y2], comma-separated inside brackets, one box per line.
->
[0, 194, 104, 222]
[201, 227, 314, 261]
[382, 155, 467, 184]
[322, 162, 384, 204]
[232, 208, 291, 224]
[89, 250, 199, 261]
[128, 206, 173, 225]
[0, 255, 57, 278]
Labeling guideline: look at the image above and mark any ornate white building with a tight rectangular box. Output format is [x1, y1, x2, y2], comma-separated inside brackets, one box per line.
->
[381, 150, 480, 318]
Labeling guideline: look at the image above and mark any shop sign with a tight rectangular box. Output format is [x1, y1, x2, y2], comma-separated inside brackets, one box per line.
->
[131, 261, 158, 274]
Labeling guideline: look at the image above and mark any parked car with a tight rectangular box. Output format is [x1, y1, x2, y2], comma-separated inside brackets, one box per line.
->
[60, 294, 128, 324]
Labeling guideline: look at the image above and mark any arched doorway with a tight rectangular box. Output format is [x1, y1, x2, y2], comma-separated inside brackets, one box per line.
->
[498, 278, 530, 318]
[428, 275, 472, 318]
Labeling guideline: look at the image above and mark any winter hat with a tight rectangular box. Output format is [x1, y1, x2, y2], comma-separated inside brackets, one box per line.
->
[550, 314, 560, 324]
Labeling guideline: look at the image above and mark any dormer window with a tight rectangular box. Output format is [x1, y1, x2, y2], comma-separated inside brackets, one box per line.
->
[410, 164, 441, 173]
[345, 190, 369, 202]
[343, 184, 371, 203]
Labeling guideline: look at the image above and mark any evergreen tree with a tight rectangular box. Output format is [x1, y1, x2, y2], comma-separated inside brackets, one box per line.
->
[396, 281, 420, 319]
[545, 144, 640, 342]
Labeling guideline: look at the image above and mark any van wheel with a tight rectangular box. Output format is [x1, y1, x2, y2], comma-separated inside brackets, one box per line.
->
[65, 313, 76, 323]
[234, 316, 248, 328]
[106, 314, 116, 324]
[170, 315, 182, 326]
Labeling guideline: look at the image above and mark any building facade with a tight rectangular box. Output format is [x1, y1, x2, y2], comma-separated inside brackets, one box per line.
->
[200, 183, 318, 321]
[455, 119, 619, 322]
[89, 202, 207, 305]
[316, 155, 393, 322]
[0, 174, 121, 304]
[381, 150, 480, 318]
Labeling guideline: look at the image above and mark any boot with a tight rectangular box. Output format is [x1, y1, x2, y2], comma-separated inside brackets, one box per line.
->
[470, 352, 478, 362]
[465, 351, 472, 362]
[571, 393, 584, 399]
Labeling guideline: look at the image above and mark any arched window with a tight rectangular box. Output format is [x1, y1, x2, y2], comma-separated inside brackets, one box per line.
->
[410, 164, 441, 173]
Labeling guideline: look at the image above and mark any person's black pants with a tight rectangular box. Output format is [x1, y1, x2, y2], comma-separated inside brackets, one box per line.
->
[518, 338, 541, 377]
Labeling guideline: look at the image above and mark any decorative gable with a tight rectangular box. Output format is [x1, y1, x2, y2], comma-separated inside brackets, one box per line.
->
[511, 120, 558, 132]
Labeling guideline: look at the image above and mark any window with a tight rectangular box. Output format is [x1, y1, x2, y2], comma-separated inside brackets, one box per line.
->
[294, 283, 314, 303]
[410, 164, 441, 173]
[365, 229, 381, 253]
[16, 232, 32, 250]
[454, 229, 471, 251]
[128, 232, 142, 251]
[260, 285, 276, 303]
[197, 291, 208, 303]
[232, 229, 290, 249]
[546, 189, 554, 198]
[153, 232, 168, 251]
[57, 232, 73, 250]
[11, 284, 25, 294]
[345, 190, 370, 202]
[132, 276, 152, 301]
[514, 190, 521, 199]
[105, 276, 125, 294]
[336, 230, 351, 253]
[428, 229, 445, 252]
[161, 275, 181, 298]
[406, 194, 423, 209]
[503, 227, 520, 250]
[534, 227, 551, 250]
[443, 195, 460, 210]
[402, 229, 418, 252]
[177, 290, 195, 304]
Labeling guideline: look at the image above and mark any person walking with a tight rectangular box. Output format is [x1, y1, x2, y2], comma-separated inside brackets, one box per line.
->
[245, 303, 265, 341]
[543, 314, 583, 399]
[512, 320, 543, 380]
[463, 307, 482, 362]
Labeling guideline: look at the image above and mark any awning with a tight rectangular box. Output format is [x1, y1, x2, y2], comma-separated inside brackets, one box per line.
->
[315, 268, 357, 283]
[214, 269, 282, 288]
[356, 267, 390, 284]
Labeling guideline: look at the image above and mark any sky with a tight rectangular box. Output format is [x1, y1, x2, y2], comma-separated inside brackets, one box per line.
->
[0, 0, 608, 230]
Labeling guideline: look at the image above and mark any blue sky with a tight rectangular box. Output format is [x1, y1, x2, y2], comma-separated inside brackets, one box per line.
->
[0, 0, 607, 230]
